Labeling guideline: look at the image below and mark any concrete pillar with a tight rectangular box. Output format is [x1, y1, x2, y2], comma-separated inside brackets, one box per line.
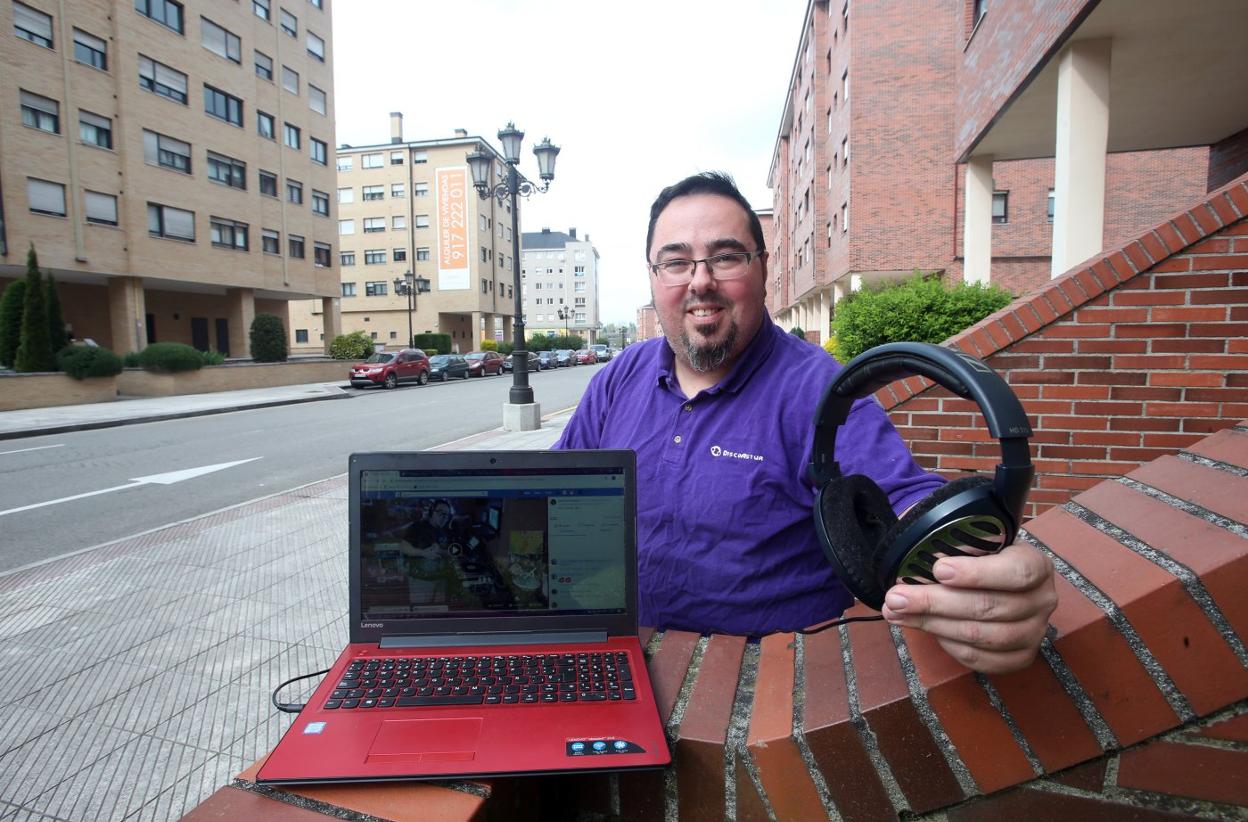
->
[1051, 38, 1111, 277]
[321, 297, 341, 354]
[833, 280, 848, 305]
[107, 276, 146, 355]
[501, 314, 513, 345]
[227, 287, 256, 359]
[963, 154, 994, 285]
[818, 289, 831, 344]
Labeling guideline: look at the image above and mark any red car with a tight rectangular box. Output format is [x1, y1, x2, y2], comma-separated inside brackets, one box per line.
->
[575, 349, 598, 365]
[349, 348, 430, 389]
[465, 350, 505, 377]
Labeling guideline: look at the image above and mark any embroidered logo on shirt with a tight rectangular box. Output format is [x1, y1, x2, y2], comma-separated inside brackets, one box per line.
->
[710, 444, 764, 462]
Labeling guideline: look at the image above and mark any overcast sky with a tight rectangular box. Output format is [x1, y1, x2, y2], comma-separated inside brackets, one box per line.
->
[331, 0, 807, 326]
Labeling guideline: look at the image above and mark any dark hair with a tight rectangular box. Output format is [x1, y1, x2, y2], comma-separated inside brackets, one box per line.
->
[645, 171, 767, 260]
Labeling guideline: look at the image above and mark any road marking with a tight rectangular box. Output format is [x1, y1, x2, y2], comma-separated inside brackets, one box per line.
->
[0, 444, 65, 456]
[0, 457, 261, 517]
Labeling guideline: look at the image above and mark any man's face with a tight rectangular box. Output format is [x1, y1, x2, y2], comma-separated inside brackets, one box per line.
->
[431, 505, 451, 527]
[648, 194, 767, 373]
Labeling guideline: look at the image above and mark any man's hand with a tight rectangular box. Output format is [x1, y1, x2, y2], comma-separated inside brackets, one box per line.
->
[880, 544, 1057, 675]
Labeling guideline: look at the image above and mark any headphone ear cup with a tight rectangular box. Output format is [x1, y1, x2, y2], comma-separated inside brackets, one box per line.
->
[815, 475, 899, 610]
[876, 476, 995, 589]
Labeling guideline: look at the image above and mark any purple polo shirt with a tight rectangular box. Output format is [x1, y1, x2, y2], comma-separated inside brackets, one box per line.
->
[554, 320, 945, 636]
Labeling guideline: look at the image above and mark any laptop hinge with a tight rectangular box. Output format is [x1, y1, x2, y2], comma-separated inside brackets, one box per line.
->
[380, 631, 609, 649]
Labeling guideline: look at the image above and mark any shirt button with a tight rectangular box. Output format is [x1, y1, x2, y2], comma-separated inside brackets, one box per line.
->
[673, 435, 682, 444]
[683, 404, 693, 412]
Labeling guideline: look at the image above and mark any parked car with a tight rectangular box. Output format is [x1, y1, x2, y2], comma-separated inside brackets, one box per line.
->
[349, 348, 430, 390]
[554, 349, 576, 367]
[536, 351, 559, 371]
[428, 354, 470, 381]
[465, 350, 504, 377]
[591, 344, 611, 362]
[575, 349, 598, 365]
[502, 351, 540, 373]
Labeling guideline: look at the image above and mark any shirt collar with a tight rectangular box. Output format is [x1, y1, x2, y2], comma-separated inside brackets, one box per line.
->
[654, 320, 779, 397]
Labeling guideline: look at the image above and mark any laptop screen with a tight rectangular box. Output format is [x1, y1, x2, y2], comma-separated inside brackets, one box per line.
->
[358, 466, 628, 621]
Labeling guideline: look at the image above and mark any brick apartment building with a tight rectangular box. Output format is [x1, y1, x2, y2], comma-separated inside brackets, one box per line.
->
[0, 0, 340, 357]
[766, 0, 1225, 342]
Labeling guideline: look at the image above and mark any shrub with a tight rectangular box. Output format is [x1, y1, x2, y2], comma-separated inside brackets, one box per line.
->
[329, 331, 374, 360]
[0, 279, 26, 368]
[136, 342, 204, 373]
[412, 333, 451, 354]
[123, 350, 140, 368]
[201, 350, 225, 366]
[478, 339, 499, 352]
[832, 274, 1012, 361]
[57, 345, 123, 380]
[823, 336, 840, 360]
[15, 245, 56, 373]
[789, 326, 806, 339]
[46, 273, 67, 351]
[250, 313, 287, 362]
[497, 341, 514, 356]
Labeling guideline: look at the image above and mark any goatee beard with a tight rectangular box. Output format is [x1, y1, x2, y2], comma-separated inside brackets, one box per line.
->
[682, 321, 738, 372]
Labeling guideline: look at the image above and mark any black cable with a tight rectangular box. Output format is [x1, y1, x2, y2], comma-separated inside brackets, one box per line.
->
[271, 668, 332, 714]
[798, 614, 885, 635]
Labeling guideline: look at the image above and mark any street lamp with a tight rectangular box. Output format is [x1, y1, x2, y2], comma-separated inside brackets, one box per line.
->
[557, 306, 570, 339]
[467, 123, 560, 430]
[393, 270, 430, 347]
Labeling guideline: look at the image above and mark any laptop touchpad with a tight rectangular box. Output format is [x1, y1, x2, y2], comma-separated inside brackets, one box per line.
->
[366, 718, 482, 763]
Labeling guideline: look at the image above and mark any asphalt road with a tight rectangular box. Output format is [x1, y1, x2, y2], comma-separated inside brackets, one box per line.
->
[0, 364, 599, 573]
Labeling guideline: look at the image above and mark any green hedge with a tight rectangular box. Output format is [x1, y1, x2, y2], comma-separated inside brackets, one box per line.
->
[329, 331, 373, 360]
[136, 342, 204, 373]
[250, 313, 287, 362]
[412, 333, 452, 354]
[832, 275, 1013, 362]
[56, 345, 123, 379]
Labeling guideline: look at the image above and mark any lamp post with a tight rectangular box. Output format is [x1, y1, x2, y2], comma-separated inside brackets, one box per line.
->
[393, 269, 430, 348]
[467, 123, 560, 430]
[557, 306, 570, 339]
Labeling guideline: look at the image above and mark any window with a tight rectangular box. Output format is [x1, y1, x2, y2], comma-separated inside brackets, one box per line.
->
[279, 8, 296, 36]
[142, 129, 191, 173]
[364, 249, 385, 265]
[574, 282, 585, 293]
[337, 187, 354, 204]
[309, 84, 326, 115]
[390, 151, 404, 165]
[842, 137, 849, 167]
[254, 50, 273, 80]
[295, 329, 309, 344]
[148, 202, 195, 241]
[210, 216, 248, 250]
[992, 191, 1009, 224]
[413, 151, 427, 164]
[288, 234, 304, 258]
[281, 65, 299, 94]
[1046, 189, 1055, 223]
[257, 110, 275, 139]
[73, 29, 107, 69]
[336, 155, 353, 172]
[363, 217, 385, 233]
[365, 281, 387, 296]
[253, 0, 269, 20]
[393, 247, 407, 262]
[311, 189, 329, 216]
[20, 91, 59, 133]
[479, 215, 487, 231]
[314, 241, 331, 267]
[204, 84, 243, 126]
[306, 30, 324, 61]
[139, 55, 188, 104]
[14, 2, 53, 47]
[415, 214, 429, 228]
[392, 215, 406, 230]
[207, 151, 246, 189]
[362, 153, 383, 169]
[259, 170, 278, 196]
[842, 201, 849, 232]
[262, 228, 280, 254]
[574, 265, 585, 277]
[84, 191, 117, 225]
[361, 184, 383, 201]
[283, 122, 300, 149]
[201, 17, 240, 63]
[340, 251, 355, 266]
[341, 282, 356, 297]
[338, 218, 354, 235]
[391, 183, 405, 198]
[286, 179, 302, 204]
[413, 182, 431, 198]
[136, 0, 183, 33]
[973, 0, 988, 27]
[416, 247, 430, 261]
[842, 69, 849, 102]
[78, 110, 112, 148]
[308, 0, 322, 8]
[310, 137, 327, 165]
[27, 178, 66, 216]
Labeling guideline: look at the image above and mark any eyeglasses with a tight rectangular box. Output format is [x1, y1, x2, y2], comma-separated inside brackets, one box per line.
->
[649, 250, 766, 287]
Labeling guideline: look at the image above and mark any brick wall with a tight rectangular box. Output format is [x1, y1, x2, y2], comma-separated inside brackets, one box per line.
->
[1209, 127, 1248, 192]
[895, 174, 1248, 520]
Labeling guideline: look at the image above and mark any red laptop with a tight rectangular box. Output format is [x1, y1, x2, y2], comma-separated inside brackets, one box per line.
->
[257, 449, 670, 784]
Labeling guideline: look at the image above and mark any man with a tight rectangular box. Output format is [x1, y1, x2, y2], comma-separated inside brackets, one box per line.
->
[556, 172, 1055, 674]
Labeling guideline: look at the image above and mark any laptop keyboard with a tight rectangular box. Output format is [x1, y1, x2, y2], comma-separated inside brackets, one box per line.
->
[323, 652, 637, 710]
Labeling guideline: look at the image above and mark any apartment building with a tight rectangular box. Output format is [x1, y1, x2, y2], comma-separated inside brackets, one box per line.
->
[289, 114, 518, 353]
[0, 0, 340, 356]
[636, 303, 658, 342]
[520, 227, 601, 344]
[767, 0, 1212, 342]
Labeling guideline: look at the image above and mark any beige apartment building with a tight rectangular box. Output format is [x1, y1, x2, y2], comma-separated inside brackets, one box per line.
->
[289, 114, 519, 354]
[0, 0, 340, 357]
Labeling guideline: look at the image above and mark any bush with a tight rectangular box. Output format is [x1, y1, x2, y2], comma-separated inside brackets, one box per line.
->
[250, 313, 287, 362]
[412, 333, 452, 354]
[123, 350, 140, 368]
[201, 350, 225, 366]
[46, 273, 67, 351]
[57, 345, 123, 380]
[329, 331, 374, 360]
[832, 274, 1013, 361]
[789, 326, 806, 339]
[0, 279, 26, 369]
[136, 342, 204, 373]
[497, 341, 514, 356]
[15, 245, 56, 373]
[823, 336, 840, 360]
[478, 339, 499, 352]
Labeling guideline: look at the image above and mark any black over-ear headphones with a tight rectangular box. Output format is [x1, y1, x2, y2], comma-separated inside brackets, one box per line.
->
[809, 342, 1034, 610]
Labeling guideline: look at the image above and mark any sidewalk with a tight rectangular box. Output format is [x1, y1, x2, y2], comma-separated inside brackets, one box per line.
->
[0, 392, 569, 819]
